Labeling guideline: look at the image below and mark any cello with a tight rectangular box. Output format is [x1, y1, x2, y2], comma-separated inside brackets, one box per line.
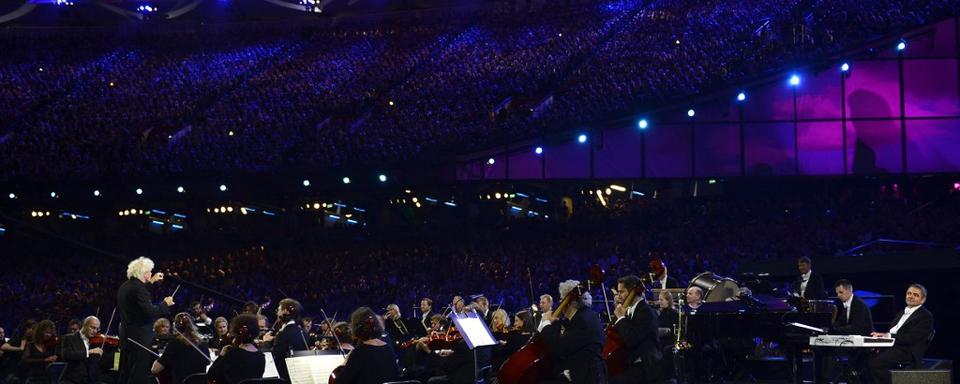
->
[497, 275, 597, 384]
[601, 272, 652, 377]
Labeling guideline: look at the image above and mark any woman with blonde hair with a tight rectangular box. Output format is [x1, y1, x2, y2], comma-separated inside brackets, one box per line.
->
[152, 313, 210, 384]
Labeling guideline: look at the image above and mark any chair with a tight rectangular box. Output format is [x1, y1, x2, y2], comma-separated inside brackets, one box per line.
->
[895, 329, 935, 370]
[46, 362, 67, 384]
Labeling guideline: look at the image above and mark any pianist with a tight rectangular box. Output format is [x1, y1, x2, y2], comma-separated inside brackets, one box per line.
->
[868, 284, 934, 384]
[815, 279, 874, 383]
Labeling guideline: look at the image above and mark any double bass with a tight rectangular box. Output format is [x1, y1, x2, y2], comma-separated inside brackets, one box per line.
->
[497, 275, 596, 384]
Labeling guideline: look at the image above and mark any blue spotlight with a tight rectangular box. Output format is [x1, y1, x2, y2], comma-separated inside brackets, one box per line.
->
[687, 109, 695, 117]
[219, 184, 227, 192]
[135, 188, 143, 195]
[841, 63, 850, 72]
[535, 146, 543, 155]
[789, 74, 801, 86]
[50, 192, 57, 198]
[577, 134, 587, 143]
[637, 119, 649, 129]
[897, 41, 906, 51]
[378, 174, 388, 182]
[737, 92, 746, 102]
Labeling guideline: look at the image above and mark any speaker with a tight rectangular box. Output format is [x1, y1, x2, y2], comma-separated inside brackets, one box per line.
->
[891, 369, 951, 384]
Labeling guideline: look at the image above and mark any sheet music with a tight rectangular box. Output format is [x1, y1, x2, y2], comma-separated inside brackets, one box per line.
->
[451, 313, 497, 349]
[787, 322, 825, 334]
[262, 352, 280, 378]
[284, 355, 344, 384]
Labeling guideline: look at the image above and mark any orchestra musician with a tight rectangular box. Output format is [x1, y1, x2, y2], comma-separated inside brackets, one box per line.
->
[815, 279, 874, 383]
[117, 257, 174, 384]
[418, 298, 435, 337]
[683, 287, 703, 312]
[792, 257, 826, 300]
[535, 294, 554, 332]
[207, 315, 266, 384]
[610, 275, 661, 384]
[189, 301, 213, 337]
[209, 317, 229, 351]
[151, 313, 210, 384]
[2, 319, 36, 384]
[474, 296, 493, 326]
[330, 307, 399, 384]
[261, 298, 309, 383]
[383, 304, 413, 351]
[152, 318, 172, 353]
[59, 316, 104, 384]
[21, 320, 58, 384]
[648, 259, 680, 290]
[868, 284, 934, 384]
[655, 291, 679, 380]
[539, 280, 606, 384]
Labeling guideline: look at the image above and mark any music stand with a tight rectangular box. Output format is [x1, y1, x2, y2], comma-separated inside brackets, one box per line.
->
[448, 310, 497, 384]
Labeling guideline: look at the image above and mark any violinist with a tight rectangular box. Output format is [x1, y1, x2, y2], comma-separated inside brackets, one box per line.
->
[417, 298, 435, 337]
[208, 317, 229, 351]
[189, 301, 214, 337]
[491, 309, 528, 371]
[383, 304, 413, 351]
[207, 315, 265, 384]
[260, 298, 309, 383]
[1, 319, 36, 383]
[151, 313, 210, 384]
[117, 257, 174, 384]
[21, 320, 58, 384]
[610, 275, 661, 384]
[60, 316, 105, 384]
[539, 280, 606, 384]
[152, 318, 172, 353]
[329, 307, 399, 384]
[535, 294, 554, 332]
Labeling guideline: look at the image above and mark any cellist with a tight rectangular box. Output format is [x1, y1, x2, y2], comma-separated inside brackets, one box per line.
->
[610, 275, 661, 384]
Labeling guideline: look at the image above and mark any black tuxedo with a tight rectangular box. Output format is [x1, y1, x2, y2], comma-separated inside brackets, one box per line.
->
[416, 312, 434, 337]
[540, 308, 606, 384]
[792, 271, 826, 300]
[816, 295, 875, 382]
[384, 317, 415, 350]
[831, 295, 874, 336]
[650, 276, 680, 290]
[117, 278, 170, 384]
[271, 321, 310, 383]
[611, 302, 662, 384]
[869, 306, 934, 384]
[60, 333, 102, 384]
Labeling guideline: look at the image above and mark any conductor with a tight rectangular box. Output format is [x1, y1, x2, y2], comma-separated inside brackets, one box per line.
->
[118, 257, 175, 384]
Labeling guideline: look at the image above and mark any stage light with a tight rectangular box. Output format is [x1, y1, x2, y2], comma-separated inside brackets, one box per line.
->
[220, 206, 226, 212]
[228, 130, 234, 136]
[7, 193, 15, 199]
[687, 109, 695, 117]
[675, 39, 680, 45]
[240, 207, 248, 215]
[303, 179, 311, 187]
[227, 206, 233, 213]
[415, 202, 422, 208]
[378, 174, 388, 182]
[737, 92, 746, 102]
[637, 119, 648, 129]
[123, 210, 130, 216]
[610, 185, 626, 192]
[177, 186, 185, 193]
[342, 177, 351, 184]
[605, 188, 612, 195]
[31, 211, 38, 217]
[219, 184, 227, 192]
[94, 190, 101, 197]
[50, 192, 57, 198]
[38, 67, 43, 72]
[495, 193, 502, 199]
[487, 158, 496, 165]
[841, 63, 850, 72]
[412, 197, 419, 203]
[313, 203, 320, 209]
[789, 74, 801, 86]
[135, 188, 143, 195]
[897, 41, 906, 51]
[109, 82, 115, 87]
[578, 134, 587, 143]
[388, 101, 395, 106]
[213, 208, 220, 213]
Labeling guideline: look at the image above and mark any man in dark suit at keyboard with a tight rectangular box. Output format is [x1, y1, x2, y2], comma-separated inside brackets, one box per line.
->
[815, 279, 874, 383]
[868, 284, 934, 384]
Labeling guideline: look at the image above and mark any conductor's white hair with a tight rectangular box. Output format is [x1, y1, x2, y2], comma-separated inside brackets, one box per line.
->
[558, 280, 593, 309]
[127, 257, 154, 280]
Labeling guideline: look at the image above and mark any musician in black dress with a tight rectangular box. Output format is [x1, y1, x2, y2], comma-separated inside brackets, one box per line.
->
[331, 307, 399, 384]
[815, 279, 875, 383]
[868, 284, 934, 384]
[540, 280, 606, 384]
[384, 304, 414, 351]
[207, 315, 266, 384]
[59, 316, 104, 384]
[117, 257, 174, 384]
[261, 298, 309, 383]
[610, 275, 661, 384]
[151, 313, 210, 384]
[21, 320, 58, 384]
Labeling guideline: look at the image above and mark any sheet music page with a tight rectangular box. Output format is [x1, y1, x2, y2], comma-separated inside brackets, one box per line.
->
[285, 355, 344, 384]
[263, 352, 280, 378]
[788, 322, 825, 333]
[455, 316, 497, 348]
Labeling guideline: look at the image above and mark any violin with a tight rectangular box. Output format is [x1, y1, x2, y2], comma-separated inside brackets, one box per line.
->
[89, 334, 120, 348]
[43, 335, 60, 350]
[400, 329, 463, 351]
